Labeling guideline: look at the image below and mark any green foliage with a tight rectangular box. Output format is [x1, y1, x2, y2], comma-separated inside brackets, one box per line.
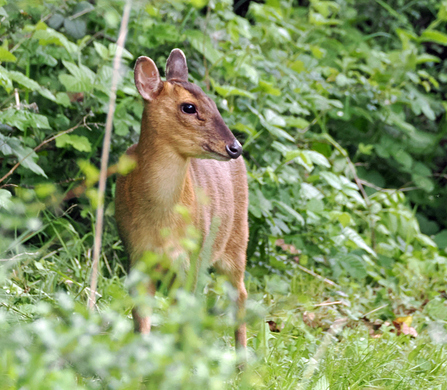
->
[1, 0, 447, 388]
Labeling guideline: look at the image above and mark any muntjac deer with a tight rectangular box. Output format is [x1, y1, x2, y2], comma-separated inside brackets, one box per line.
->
[115, 49, 248, 350]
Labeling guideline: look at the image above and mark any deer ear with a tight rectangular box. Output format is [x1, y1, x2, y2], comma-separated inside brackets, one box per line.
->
[166, 49, 188, 82]
[134, 56, 163, 101]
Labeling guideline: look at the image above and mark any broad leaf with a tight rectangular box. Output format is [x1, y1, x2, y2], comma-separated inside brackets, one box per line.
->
[420, 30, 447, 46]
[0, 189, 13, 210]
[0, 47, 17, 62]
[185, 30, 223, 64]
[55, 134, 92, 152]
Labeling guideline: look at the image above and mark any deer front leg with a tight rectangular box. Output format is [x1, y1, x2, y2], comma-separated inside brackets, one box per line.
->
[132, 280, 156, 334]
[132, 307, 151, 334]
[235, 281, 247, 349]
[217, 255, 248, 354]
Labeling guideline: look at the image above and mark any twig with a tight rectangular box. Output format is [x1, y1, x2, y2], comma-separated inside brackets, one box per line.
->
[69, 6, 95, 20]
[0, 183, 18, 189]
[0, 302, 34, 319]
[88, 0, 132, 310]
[0, 252, 39, 262]
[362, 304, 388, 318]
[83, 30, 115, 48]
[314, 300, 346, 307]
[57, 176, 86, 185]
[0, 117, 90, 185]
[102, 253, 113, 277]
[359, 179, 419, 193]
[14, 89, 20, 109]
[296, 264, 341, 288]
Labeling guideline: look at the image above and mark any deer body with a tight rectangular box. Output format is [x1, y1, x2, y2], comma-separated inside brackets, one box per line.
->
[115, 49, 248, 348]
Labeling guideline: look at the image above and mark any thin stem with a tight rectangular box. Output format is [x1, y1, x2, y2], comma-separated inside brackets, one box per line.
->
[88, 0, 132, 310]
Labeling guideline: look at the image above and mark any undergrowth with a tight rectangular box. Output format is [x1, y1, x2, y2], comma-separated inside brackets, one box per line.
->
[1, 0, 447, 388]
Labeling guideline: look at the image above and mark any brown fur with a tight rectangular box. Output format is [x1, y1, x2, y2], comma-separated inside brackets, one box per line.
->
[115, 50, 248, 350]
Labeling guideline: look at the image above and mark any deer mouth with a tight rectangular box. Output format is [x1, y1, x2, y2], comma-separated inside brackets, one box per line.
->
[202, 144, 231, 161]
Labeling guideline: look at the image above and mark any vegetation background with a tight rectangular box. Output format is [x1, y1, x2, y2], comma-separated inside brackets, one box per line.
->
[1, 0, 447, 388]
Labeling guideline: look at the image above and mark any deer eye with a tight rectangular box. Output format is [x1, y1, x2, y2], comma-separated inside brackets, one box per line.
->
[181, 103, 197, 114]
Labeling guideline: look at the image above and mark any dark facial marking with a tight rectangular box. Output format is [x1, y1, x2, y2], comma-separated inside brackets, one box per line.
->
[212, 116, 234, 142]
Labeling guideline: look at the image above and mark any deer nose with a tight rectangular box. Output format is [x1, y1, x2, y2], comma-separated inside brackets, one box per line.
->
[226, 139, 242, 159]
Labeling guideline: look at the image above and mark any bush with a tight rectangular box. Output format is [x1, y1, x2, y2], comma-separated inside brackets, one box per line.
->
[1, 0, 447, 388]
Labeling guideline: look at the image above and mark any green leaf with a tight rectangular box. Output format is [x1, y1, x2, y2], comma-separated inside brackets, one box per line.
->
[232, 122, 256, 136]
[0, 65, 12, 92]
[300, 182, 323, 200]
[64, 19, 86, 40]
[55, 134, 92, 152]
[338, 212, 351, 228]
[108, 43, 134, 61]
[256, 188, 272, 212]
[33, 28, 78, 55]
[426, 298, 447, 321]
[114, 118, 129, 136]
[252, 106, 294, 142]
[213, 84, 255, 99]
[0, 189, 13, 210]
[55, 92, 71, 107]
[0, 133, 47, 177]
[420, 30, 447, 46]
[13, 149, 46, 176]
[296, 151, 313, 171]
[416, 54, 440, 64]
[185, 30, 222, 64]
[273, 200, 305, 225]
[394, 149, 413, 171]
[289, 60, 305, 73]
[8, 70, 40, 90]
[189, 0, 208, 8]
[307, 198, 324, 213]
[388, 112, 416, 134]
[284, 117, 310, 129]
[341, 227, 376, 257]
[263, 123, 295, 141]
[434, 230, 447, 250]
[302, 150, 330, 168]
[335, 73, 353, 87]
[411, 174, 434, 193]
[251, 80, 281, 96]
[38, 87, 57, 102]
[59, 63, 94, 92]
[284, 150, 301, 163]
[95, 65, 113, 93]
[320, 171, 342, 190]
[93, 41, 109, 60]
[340, 254, 367, 279]
[48, 13, 65, 30]
[63, 60, 95, 83]
[0, 109, 50, 131]
[0, 47, 17, 62]
[264, 109, 286, 127]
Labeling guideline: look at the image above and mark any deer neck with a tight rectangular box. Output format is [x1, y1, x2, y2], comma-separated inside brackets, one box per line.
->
[134, 111, 194, 215]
